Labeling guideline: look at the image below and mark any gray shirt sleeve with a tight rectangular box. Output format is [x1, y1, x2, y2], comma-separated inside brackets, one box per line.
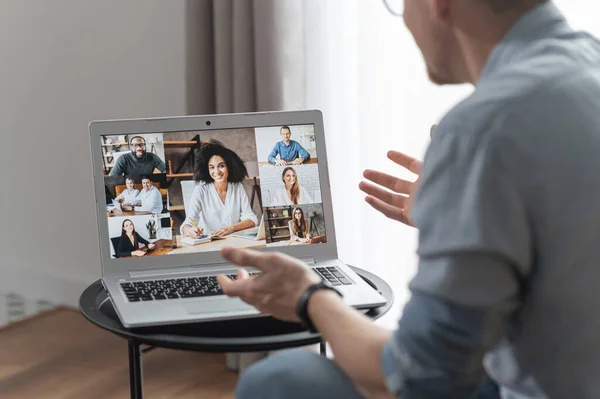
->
[412, 126, 531, 303]
[108, 156, 125, 176]
[382, 125, 532, 397]
[152, 154, 166, 173]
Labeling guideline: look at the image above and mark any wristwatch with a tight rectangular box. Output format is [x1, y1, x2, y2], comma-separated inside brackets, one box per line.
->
[295, 280, 343, 333]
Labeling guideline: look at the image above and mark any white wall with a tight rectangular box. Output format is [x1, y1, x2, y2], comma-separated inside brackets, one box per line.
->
[0, 0, 188, 305]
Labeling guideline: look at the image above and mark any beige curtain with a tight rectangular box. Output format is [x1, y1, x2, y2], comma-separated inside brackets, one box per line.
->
[185, 0, 308, 371]
[185, 0, 305, 115]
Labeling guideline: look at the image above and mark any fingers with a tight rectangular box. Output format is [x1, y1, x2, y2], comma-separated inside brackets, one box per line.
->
[216, 267, 252, 295]
[363, 170, 413, 194]
[237, 268, 250, 280]
[221, 247, 277, 272]
[359, 181, 407, 208]
[387, 151, 422, 174]
[217, 274, 253, 297]
[364, 196, 408, 224]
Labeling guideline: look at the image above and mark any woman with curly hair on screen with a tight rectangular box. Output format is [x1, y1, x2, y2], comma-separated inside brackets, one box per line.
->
[181, 140, 257, 237]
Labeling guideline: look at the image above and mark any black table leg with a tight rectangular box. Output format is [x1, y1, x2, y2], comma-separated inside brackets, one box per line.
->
[128, 340, 143, 399]
[320, 340, 327, 356]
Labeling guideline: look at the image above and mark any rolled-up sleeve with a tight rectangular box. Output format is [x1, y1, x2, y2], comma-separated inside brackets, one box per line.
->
[382, 123, 532, 397]
[382, 293, 490, 398]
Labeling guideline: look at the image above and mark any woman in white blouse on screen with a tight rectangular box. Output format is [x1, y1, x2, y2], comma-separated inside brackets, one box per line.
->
[181, 141, 257, 238]
[273, 166, 313, 206]
[114, 176, 139, 206]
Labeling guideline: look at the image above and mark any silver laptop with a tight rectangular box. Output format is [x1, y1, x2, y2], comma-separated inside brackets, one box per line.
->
[90, 110, 386, 328]
[231, 215, 266, 241]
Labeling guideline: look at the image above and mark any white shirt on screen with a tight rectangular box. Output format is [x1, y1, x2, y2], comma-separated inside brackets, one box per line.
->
[272, 186, 314, 206]
[115, 188, 139, 205]
[181, 182, 258, 234]
[134, 186, 163, 214]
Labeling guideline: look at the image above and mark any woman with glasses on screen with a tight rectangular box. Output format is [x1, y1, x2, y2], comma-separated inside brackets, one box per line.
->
[288, 207, 311, 243]
[273, 166, 313, 206]
[181, 141, 258, 238]
[108, 136, 166, 177]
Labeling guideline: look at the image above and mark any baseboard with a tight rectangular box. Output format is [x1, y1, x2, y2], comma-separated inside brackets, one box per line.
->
[0, 264, 99, 308]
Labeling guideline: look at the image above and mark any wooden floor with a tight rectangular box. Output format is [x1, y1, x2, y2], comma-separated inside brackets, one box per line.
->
[0, 308, 237, 399]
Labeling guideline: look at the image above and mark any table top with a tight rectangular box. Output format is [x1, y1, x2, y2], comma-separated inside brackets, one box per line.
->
[128, 235, 267, 258]
[79, 266, 394, 352]
[107, 208, 153, 218]
[258, 158, 318, 166]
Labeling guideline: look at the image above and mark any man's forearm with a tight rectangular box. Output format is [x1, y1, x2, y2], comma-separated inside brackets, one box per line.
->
[308, 290, 392, 393]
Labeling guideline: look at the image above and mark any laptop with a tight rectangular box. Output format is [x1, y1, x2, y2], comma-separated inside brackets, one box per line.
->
[90, 110, 386, 328]
[231, 215, 266, 241]
[111, 198, 122, 210]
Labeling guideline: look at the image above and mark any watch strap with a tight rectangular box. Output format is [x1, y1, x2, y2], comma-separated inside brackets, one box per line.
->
[295, 280, 342, 333]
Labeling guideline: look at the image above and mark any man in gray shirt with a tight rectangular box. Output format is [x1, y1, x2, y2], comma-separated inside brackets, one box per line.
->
[108, 135, 166, 177]
[215, 1, 600, 398]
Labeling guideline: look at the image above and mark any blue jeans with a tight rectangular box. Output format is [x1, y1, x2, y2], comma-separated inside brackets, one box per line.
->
[236, 350, 501, 399]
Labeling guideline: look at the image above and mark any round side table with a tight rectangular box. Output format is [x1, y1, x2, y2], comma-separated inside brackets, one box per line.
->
[79, 266, 394, 399]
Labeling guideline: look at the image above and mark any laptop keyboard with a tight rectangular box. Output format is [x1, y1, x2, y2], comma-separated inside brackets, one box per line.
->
[315, 266, 353, 286]
[120, 273, 259, 302]
[120, 267, 351, 302]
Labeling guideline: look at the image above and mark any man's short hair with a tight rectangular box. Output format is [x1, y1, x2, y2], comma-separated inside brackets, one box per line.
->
[140, 175, 153, 182]
[280, 126, 291, 134]
[194, 140, 248, 184]
[129, 135, 146, 145]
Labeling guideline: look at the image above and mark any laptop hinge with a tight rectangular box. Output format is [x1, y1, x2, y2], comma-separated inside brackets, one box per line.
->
[127, 264, 236, 279]
[299, 257, 315, 265]
[126, 258, 316, 280]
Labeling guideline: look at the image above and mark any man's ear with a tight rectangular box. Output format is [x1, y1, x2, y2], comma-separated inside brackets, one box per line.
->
[427, 0, 451, 22]
[430, 124, 438, 138]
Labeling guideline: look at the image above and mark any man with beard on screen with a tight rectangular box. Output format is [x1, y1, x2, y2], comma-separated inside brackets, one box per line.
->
[109, 135, 166, 177]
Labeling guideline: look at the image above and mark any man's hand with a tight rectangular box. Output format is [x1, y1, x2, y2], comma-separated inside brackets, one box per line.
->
[216, 248, 321, 321]
[148, 243, 156, 250]
[358, 124, 435, 227]
[292, 157, 304, 165]
[359, 151, 422, 227]
[275, 159, 288, 166]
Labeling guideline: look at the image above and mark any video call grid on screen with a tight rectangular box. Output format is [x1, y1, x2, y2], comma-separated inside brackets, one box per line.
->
[101, 124, 328, 260]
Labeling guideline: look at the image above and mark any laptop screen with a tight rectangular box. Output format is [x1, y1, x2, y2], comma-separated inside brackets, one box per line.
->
[101, 124, 327, 259]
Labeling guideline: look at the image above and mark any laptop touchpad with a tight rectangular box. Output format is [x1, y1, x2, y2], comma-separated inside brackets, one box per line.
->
[183, 299, 254, 314]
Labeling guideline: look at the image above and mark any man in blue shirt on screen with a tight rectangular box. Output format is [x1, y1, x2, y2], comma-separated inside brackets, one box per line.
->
[268, 125, 310, 166]
[216, 1, 600, 398]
